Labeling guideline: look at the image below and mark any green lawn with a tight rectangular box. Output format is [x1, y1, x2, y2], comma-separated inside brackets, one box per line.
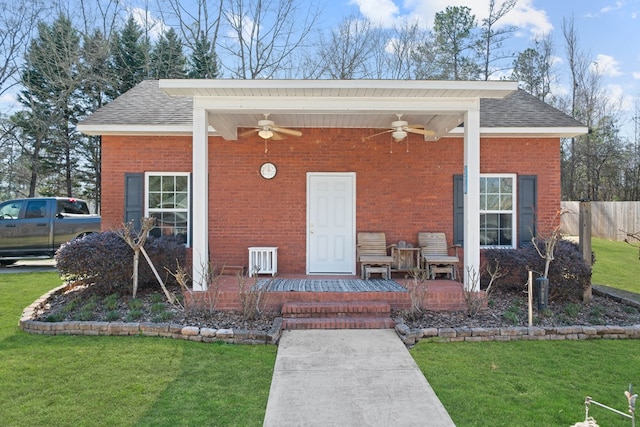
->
[4, 253, 640, 426]
[413, 236, 640, 426]
[414, 339, 640, 426]
[591, 237, 640, 293]
[0, 273, 276, 427]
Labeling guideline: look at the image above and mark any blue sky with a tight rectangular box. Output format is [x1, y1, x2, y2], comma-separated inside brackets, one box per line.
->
[327, 0, 640, 137]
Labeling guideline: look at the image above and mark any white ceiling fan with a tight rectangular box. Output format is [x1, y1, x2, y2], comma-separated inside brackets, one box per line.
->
[239, 114, 303, 140]
[362, 114, 435, 141]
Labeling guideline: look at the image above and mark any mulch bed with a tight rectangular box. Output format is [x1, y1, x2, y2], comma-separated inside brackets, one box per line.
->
[35, 283, 640, 333]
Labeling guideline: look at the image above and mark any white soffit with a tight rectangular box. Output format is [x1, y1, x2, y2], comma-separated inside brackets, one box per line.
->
[160, 79, 518, 141]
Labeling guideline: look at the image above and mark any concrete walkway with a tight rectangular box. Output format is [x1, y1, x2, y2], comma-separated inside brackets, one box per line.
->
[263, 329, 455, 427]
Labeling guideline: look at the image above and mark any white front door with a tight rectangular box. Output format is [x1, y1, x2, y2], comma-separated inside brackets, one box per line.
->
[307, 173, 356, 274]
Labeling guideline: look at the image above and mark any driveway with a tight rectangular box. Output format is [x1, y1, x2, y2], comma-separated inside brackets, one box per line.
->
[0, 259, 57, 274]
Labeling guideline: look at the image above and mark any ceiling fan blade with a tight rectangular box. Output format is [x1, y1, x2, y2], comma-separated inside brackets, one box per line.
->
[362, 129, 392, 140]
[272, 126, 302, 137]
[271, 131, 285, 140]
[407, 124, 425, 129]
[405, 127, 435, 136]
[239, 128, 258, 137]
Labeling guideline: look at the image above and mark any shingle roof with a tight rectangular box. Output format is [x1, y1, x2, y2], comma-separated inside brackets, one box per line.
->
[480, 89, 584, 128]
[79, 79, 585, 132]
[80, 80, 192, 127]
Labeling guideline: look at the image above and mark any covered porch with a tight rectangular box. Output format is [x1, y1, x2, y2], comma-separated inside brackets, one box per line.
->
[160, 79, 520, 293]
[184, 273, 469, 314]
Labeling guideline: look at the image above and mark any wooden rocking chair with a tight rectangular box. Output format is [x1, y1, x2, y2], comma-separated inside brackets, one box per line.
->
[356, 232, 394, 280]
[419, 232, 460, 280]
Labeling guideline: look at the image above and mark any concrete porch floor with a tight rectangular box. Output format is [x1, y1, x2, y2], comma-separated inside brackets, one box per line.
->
[185, 273, 468, 312]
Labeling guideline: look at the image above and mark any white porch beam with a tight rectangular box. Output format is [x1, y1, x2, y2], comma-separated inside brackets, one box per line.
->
[463, 105, 481, 291]
[192, 104, 209, 291]
[195, 96, 479, 114]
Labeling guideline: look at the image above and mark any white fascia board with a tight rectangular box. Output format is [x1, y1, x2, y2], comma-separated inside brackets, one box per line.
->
[160, 79, 518, 98]
[449, 126, 589, 138]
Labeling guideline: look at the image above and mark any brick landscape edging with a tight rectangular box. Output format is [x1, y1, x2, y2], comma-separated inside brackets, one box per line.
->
[19, 285, 282, 345]
[20, 285, 640, 345]
[394, 322, 640, 346]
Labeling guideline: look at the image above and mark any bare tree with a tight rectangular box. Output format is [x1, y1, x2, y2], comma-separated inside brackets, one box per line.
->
[220, 0, 320, 79]
[158, 0, 224, 55]
[382, 20, 426, 80]
[0, 0, 48, 97]
[478, 0, 517, 80]
[309, 15, 379, 79]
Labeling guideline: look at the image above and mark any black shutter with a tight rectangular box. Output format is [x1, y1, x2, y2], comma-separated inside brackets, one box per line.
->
[518, 175, 537, 247]
[453, 174, 464, 246]
[125, 173, 144, 231]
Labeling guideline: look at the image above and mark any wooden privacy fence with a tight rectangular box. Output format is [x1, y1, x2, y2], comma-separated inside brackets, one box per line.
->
[561, 201, 640, 241]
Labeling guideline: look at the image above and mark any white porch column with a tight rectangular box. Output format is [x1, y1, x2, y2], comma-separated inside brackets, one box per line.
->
[463, 105, 481, 291]
[192, 105, 209, 291]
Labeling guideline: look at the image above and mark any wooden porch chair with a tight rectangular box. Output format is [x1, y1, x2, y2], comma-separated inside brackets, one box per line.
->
[356, 232, 394, 279]
[418, 232, 460, 280]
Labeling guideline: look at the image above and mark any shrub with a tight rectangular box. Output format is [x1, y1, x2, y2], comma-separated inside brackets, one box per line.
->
[55, 231, 186, 295]
[482, 240, 591, 302]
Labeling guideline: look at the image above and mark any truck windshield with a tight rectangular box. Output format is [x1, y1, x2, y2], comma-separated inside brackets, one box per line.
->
[57, 199, 90, 214]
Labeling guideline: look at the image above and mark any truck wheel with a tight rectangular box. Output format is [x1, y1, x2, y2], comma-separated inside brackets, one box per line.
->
[0, 260, 17, 266]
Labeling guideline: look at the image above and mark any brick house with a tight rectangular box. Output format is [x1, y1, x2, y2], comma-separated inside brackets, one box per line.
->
[78, 79, 586, 294]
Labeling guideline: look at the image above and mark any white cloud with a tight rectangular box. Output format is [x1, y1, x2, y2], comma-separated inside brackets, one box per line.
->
[354, 0, 552, 37]
[129, 7, 166, 41]
[600, 1, 624, 14]
[633, 72, 640, 80]
[605, 83, 635, 112]
[349, 0, 399, 27]
[591, 54, 623, 77]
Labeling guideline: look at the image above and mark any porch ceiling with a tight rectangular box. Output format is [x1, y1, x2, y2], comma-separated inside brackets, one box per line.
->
[160, 79, 519, 141]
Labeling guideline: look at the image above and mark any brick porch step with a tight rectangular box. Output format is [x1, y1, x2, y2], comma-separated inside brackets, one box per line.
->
[281, 301, 395, 330]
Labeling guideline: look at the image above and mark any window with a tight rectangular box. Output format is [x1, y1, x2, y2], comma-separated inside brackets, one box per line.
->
[145, 173, 190, 245]
[0, 200, 23, 219]
[57, 199, 90, 214]
[480, 174, 516, 248]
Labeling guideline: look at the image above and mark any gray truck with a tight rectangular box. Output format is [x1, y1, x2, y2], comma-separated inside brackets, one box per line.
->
[0, 197, 101, 265]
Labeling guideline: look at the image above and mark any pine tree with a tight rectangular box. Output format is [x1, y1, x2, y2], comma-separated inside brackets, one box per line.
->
[110, 15, 148, 95]
[188, 31, 219, 79]
[17, 14, 83, 197]
[432, 6, 479, 80]
[150, 27, 186, 79]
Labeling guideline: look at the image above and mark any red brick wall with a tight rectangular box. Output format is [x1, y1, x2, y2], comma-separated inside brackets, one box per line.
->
[101, 129, 560, 273]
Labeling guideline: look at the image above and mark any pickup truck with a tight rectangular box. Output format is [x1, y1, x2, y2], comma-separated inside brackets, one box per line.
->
[0, 197, 101, 265]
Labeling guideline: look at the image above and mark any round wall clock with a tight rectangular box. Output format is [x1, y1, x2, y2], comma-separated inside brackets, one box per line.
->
[260, 162, 277, 179]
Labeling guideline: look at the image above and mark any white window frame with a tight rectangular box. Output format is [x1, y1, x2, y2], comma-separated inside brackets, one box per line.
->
[145, 172, 191, 247]
[480, 173, 517, 249]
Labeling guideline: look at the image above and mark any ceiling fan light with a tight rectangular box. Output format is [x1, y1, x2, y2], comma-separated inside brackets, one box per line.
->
[392, 130, 407, 141]
[258, 129, 274, 139]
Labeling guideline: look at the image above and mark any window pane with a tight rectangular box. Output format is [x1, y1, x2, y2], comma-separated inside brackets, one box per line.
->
[175, 192, 188, 209]
[480, 194, 486, 210]
[162, 176, 175, 192]
[176, 175, 188, 192]
[486, 194, 500, 210]
[500, 178, 513, 193]
[500, 195, 512, 210]
[486, 177, 500, 193]
[148, 176, 161, 192]
[149, 192, 161, 209]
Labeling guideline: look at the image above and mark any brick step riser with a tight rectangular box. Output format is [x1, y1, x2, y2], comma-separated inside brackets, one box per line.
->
[282, 317, 396, 330]
[283, 312, 390, 319]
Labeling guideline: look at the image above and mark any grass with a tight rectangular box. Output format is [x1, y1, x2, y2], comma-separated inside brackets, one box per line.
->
[591, 237, 640, 293]
[5, 244, 640, 427]
[413, 340, 640, 426]
[410, 236, 640, 426]
[0, 272, 277, 427]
